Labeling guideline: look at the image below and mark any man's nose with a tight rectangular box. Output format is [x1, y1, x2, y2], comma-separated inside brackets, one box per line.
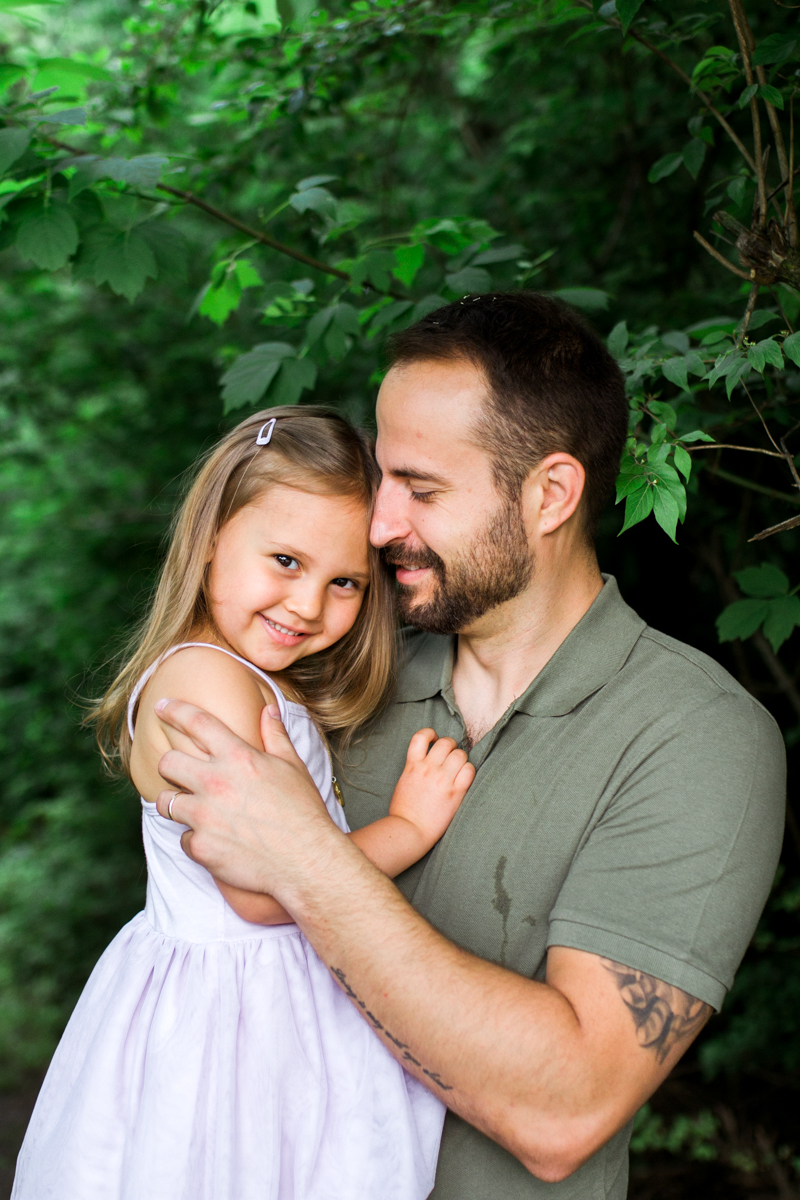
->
[370, 480, 412, 547]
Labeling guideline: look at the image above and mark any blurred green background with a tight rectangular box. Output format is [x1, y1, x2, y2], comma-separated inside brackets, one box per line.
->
[1, 1, 799, 1195]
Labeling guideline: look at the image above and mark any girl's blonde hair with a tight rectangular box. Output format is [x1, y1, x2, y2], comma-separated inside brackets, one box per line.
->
[91, 406, 396, 775]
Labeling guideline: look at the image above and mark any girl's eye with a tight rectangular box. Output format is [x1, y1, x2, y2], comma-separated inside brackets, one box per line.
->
[331, 577, 359, 590]
[274, 554, 300, 570]
[410, 489, 437, 503]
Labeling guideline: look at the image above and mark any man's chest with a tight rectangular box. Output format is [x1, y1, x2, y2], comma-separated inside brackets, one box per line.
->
[338, 697, 631, 977]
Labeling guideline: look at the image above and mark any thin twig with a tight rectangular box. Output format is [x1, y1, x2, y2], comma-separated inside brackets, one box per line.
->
[738, 280, 761, 343]
[737, 0, 798, 246]
[43, 135, 405, 297]
[742, 382, 782, 451]
[769, 284, 795, 333]
[749, 512, 800, 539]
[687, 442, 785, 457]
[693, 230, 754, 279]
[780, 436, 800, 490]
[712, 466, 800, 504]
[573, 0, 757, 171]
[728, 0, 767, 229]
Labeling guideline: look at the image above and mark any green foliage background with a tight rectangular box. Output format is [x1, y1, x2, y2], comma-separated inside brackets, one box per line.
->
[2, 0, 800, 1190]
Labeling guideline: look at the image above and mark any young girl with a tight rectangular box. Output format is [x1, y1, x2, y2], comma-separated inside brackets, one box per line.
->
[12, 406, 474, 1200]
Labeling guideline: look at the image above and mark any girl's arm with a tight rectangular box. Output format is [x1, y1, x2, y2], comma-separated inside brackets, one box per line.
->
[130, 646, 295, 926]
[348, 728, 474, 878]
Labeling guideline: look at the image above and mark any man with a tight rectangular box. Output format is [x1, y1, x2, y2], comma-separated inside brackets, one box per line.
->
[155, 293, 785, 1198]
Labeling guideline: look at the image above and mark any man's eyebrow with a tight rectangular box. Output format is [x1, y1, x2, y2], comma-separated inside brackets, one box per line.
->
[388, 466, 450, 486]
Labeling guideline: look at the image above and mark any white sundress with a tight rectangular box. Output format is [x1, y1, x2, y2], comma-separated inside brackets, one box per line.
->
[12, 642, 444, 1200]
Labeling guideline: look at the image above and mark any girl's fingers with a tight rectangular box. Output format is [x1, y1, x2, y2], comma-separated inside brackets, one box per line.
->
[425, 735, 459, 766]
[406, 728, 439, 762]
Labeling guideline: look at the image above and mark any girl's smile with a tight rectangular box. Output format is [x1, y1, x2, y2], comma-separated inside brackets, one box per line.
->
[204, 484, 371, 671]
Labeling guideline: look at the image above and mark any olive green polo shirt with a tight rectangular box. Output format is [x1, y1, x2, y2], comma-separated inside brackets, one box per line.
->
[337, 577, 785, 1200]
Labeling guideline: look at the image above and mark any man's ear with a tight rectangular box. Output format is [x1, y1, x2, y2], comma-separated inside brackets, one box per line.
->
[523, 453, 586, 537]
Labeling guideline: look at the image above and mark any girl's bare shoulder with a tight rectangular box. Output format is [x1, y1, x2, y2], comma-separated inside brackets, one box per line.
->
[130, 646, 275, 800]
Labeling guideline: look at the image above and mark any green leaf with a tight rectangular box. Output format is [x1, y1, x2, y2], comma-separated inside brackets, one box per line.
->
[73, 225, 157, 301]
[738, 83, 758, 109]
[40, 106, 86, 126]
[783, 331, 800, 367]
[751, 33, 800, 66]
[15, 203, 78, 269]
[661, 356, 689, 392]
[662, 330, 690, 354]
[392, 243, 425, 287]
[139, 223, 188, 279]
[350, 249, 396, 292]
[650, 400, 677, 429]
[758, 84, 784, 110]
[289, 186, 337, 219]
[682, 138, 706, 180]
[295, 174, 337, 191]
[323, 320, 350, 361]
[607, 320, 628, 359]
[410, 294, 448, 322]
[220, 342, 296, 411]
[684, 350, 707, 378]
[616, 0, 645, 34]
[648, 153, 682, 184]
[653, 482, 682, 542]
[471, 243, 525, 266]
[332, 302, 361, 335]
[551, 287, 609, 312]
[734, 563, 789, 598]
[0, 127, 30, 176]
[619, 483, 654, 533]
[726, 358, 751, 398]
[304, 306, 335, 347]
[444, 265, 491, 295]
[616, 470, 649, 500]
[369, 299, 414, 335]
[762, 595, 800, 652]
[717, 598, 772, 643]
[234, 258, 262, 289]
[0, 64, 26, 92]
[680, 429, 714, 443]
[747, 338, 783, 373]
[673, 444, 692, 482]
[268, 356, 317, 406]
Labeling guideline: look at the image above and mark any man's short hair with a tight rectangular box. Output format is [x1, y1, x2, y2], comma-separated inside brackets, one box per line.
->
[386, 291, 629, 537]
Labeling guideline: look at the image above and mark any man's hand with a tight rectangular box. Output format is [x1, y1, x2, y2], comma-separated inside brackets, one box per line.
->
[154, 698, 344, 902]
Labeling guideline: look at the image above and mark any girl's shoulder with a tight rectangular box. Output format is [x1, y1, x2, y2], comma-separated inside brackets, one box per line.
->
[129, 644, 275, 802]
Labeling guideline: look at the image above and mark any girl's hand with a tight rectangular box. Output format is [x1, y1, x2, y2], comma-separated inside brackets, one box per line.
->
[388, 728, 475, 850]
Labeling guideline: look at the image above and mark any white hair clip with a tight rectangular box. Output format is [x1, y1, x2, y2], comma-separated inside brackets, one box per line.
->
[255, 418, 277, 446]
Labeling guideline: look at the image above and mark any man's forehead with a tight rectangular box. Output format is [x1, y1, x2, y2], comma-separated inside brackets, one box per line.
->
[375, 358, 490, 466]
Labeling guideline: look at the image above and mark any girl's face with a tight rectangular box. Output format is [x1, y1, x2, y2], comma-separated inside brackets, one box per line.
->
[206, 484, 371, 671]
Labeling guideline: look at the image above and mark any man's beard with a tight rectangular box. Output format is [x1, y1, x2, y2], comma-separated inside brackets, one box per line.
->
[385, 498, 534, 636]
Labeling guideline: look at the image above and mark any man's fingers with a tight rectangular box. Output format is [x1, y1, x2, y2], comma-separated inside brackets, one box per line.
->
[260, 704, 305, 767]
[157, 747, 214, 799]
[155, 697, 249, 758]
[155, 785, 197, 825]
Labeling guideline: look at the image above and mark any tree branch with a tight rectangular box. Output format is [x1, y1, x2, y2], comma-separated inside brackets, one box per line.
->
[728, 0, 767, 229]
[711, 466, 800, 505]
[749, 512, 800, 539]
[693, 230, 755, 279]
[687, 443, 786, 458]
[43, 136, 405, 298]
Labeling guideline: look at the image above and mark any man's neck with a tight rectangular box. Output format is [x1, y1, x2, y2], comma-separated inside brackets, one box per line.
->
[451, 553, 604, 747]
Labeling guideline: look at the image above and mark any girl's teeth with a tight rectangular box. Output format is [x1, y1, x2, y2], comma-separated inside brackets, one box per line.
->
[268, 618, 302, 637]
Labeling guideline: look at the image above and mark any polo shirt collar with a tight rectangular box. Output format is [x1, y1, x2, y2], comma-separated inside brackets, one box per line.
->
[395, 575, 646, 717]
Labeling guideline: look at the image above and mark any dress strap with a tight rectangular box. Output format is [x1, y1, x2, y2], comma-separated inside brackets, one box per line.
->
[126, 642, 289, 740]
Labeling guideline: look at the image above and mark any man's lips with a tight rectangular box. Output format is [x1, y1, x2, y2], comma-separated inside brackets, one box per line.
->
[258, 613, 313, 647]
[394, 565, 432, 585]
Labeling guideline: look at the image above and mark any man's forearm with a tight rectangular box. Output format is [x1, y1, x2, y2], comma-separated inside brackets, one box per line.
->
[285, 833, 615, 1181]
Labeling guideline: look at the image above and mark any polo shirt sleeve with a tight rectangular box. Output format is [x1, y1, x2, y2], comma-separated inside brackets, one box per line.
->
[546, 691, 785, 1010]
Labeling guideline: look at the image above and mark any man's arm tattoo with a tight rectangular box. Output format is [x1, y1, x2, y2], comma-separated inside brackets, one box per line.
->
[601, 959, 712, 1065]
[330, 967, 453, 1091]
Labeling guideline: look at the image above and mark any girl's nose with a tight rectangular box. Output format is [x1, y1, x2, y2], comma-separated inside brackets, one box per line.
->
[285, 581, 325, 623]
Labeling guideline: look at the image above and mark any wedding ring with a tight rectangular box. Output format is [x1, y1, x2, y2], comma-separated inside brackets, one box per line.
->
[167, 791, 183, 822]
